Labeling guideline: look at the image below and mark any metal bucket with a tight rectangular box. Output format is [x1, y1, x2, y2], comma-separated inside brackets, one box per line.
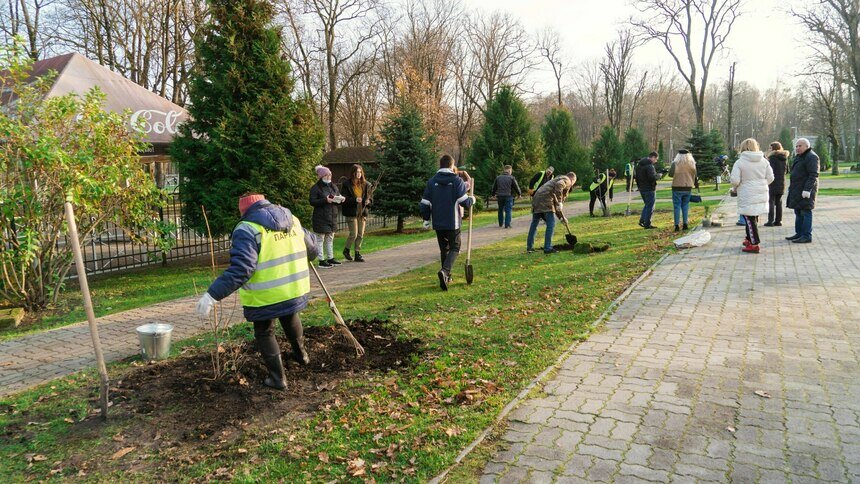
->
[136, 323, 174, 361]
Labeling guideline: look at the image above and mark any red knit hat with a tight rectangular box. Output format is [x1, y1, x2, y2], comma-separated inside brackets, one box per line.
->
[238, 193, 265, 216]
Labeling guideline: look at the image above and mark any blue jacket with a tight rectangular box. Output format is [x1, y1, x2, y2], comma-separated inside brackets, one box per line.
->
[207, 200, 319, 322]
[419, 169, 473, 231]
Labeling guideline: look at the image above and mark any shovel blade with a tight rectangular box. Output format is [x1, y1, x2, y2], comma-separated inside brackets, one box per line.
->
[566, 234, 577, 246]
[465, 263, 474, 284]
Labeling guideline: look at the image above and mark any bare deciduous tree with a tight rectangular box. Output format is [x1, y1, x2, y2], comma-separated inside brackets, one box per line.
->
[632, 0, 742, 128]
[600, 30, 637, 135]
[536, 27, 566, 107]
[462, 10, 535, 109]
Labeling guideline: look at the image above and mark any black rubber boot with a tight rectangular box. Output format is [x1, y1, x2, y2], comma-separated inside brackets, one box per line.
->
[257, 334, 287, 390]
[354, 251, 365, 262]
[280, 314, 309, 365]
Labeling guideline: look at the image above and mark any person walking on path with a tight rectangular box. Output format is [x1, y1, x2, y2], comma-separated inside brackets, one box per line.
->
[309, 165, 344, 268]
[669, 149, 697, 232]
[764, 142, 790, 227]
[588, 168, 615, 217]
[419, 155, 475, 291]
[491, 165, 521, 228]
[636, 151, 659, 229]
[731, 138, 775, 254]
[528, 166, 554, 196]
[624, 157, 637, 192]
[786, 138, 819, 244]
[527, 172, 576, 254]
[196, 193, 318, 390]
[340, 164, 371, 262]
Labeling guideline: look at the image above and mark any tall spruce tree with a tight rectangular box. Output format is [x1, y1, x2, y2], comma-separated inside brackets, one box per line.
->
[541, 108, 592, 186]
[591, 125, 623, 172]
[374, 101, 437, 233]
[171, 0, 323, 236]
[621, 128, 650, 169]
[814, 137, 832, 172]
[468, 86, 544, 196]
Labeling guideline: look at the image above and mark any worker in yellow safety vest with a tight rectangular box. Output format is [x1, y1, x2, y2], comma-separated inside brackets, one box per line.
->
[196, 193, 319, 390]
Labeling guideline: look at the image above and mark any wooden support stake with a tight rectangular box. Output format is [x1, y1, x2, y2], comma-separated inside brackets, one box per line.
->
[64, 200, 110, 420]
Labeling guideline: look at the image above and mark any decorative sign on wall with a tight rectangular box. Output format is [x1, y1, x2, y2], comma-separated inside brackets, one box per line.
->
[130, 109, 184, 135]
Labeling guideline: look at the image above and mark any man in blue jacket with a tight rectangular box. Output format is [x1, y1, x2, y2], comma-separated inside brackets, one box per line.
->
[196, 193, 318, 390]
[419, 154, 475, 291]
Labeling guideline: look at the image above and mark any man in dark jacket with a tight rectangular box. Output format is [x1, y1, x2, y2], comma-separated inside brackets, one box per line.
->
[635, 151, 659, 229]
[491, 165, 521, 228]
[764, 142, 790, 226]
[419, 154, 475, 290]
[528, 166, 554, 196]
[196, 193, 319, 390]
[786, 138, 819, 243]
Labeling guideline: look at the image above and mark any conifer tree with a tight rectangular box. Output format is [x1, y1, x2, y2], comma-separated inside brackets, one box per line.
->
[814, 137, 831, 172]
[591, 125, 623, 172]
[171, 0, 323, 236]
[778, 127, 793, 153]
[621, 128, 650, 170]
[374, 101, 437, 233]
[541, 108, 592, 186]
[686, 127, 724, 182]
[468, 86, 544, 196]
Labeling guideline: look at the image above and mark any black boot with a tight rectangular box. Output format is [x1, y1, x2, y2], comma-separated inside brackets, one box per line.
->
[343, 248, 352, 261]
[354, 251, 365, 262]
[674, 224, 680, 232]
[280, 314, 309, 365]
[682, 223, 689, 230]
[257, 335, 287, 390]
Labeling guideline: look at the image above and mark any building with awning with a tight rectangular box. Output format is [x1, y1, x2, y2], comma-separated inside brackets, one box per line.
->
[6, 52, 188, 189]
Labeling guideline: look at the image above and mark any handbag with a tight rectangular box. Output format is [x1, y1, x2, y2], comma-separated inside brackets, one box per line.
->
[690, 194, 702, 203]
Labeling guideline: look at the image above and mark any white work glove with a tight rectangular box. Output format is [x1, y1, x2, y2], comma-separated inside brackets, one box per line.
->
[558, 202, 564, 213]
[196, 292, 216, 318]
[802, 190, 811, 199]
[422, 220, 432, 230]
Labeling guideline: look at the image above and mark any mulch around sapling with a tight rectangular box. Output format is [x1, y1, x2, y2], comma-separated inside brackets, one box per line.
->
[18, 319, 420, 477]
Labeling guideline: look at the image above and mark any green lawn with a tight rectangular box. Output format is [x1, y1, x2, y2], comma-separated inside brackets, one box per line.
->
[817, 187, 860, 196]
[0, 207, 529, 342]
[0, 205, 703, 482]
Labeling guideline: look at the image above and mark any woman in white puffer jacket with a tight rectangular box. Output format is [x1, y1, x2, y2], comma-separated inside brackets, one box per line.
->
[731, 138, 775, 253]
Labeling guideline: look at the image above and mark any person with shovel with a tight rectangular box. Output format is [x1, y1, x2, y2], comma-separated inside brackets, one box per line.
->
[588, 168, 615, 217]
[527, 172, 577, 254]
[196, 193, 318, 391]
[419, 154, 475, 291]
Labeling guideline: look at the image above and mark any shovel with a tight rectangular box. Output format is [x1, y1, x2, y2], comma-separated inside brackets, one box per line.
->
[309, 264, 365, 357]
[560, 216, 577, 246]
[625, 187, 632, 216]
[465, 183, 474, 284]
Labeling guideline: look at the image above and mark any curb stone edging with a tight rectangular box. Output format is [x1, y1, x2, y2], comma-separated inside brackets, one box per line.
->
[429, 251, 671, 484]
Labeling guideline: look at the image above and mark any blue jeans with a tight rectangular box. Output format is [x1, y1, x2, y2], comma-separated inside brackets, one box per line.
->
[639, 190, 656, 226]
[794, 209, 813, 239]
[672, 191, 691, 226]
[527, 212, 556, 251]
[497, 196, 514, 227]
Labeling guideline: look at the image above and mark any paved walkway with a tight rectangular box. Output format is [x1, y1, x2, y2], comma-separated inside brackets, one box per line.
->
[480, 196, 860, 483]
[0, 200, 600, 397]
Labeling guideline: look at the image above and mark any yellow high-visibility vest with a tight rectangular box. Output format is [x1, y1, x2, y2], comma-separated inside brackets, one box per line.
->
[237, 219, 310, 308]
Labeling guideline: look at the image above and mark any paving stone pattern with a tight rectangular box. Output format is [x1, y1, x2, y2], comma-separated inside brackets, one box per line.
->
[0, 200, 594, 398]
[482, 196, 860, 483]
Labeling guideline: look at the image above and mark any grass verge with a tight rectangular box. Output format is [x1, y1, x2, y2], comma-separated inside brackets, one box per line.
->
[0, 204, 708, 482]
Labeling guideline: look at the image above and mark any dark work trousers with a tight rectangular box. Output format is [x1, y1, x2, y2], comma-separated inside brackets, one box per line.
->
[767, 193, 783, 224]
[743, 215, 760, 245]
[435, 229, 461, 274]
[589, 189, 606, 215]
[252, 313, 303, 354]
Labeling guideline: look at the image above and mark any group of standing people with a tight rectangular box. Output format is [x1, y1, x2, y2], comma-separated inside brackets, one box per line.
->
[730, 137, 818, 253]
[308, 164, 372, 267]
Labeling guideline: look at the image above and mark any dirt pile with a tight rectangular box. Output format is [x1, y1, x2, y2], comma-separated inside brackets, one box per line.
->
[553, 242, 610, 253]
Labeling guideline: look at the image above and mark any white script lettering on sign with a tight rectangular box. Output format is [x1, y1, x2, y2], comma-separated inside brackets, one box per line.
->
[130, 110, 184, 135]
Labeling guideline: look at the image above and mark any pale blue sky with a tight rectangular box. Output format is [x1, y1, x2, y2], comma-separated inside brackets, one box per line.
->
[461, 0, 807, 94]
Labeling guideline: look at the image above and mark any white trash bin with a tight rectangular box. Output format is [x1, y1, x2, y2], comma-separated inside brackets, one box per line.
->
[136, 323, 174, 361]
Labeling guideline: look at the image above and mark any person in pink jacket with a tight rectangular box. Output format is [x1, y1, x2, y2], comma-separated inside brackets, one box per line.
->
[731, 138, 775, 253]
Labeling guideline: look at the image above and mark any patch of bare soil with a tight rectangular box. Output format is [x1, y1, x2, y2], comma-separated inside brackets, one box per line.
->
[25, 319, 420, 478]
[553, 242, 611, 253]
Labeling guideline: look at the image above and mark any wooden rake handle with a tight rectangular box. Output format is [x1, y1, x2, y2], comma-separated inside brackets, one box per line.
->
[309, 263, 365, 357]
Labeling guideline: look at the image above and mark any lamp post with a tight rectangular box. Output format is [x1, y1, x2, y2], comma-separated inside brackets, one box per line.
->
[791, 126, 798, 143]
[733, 133, 739, 150]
